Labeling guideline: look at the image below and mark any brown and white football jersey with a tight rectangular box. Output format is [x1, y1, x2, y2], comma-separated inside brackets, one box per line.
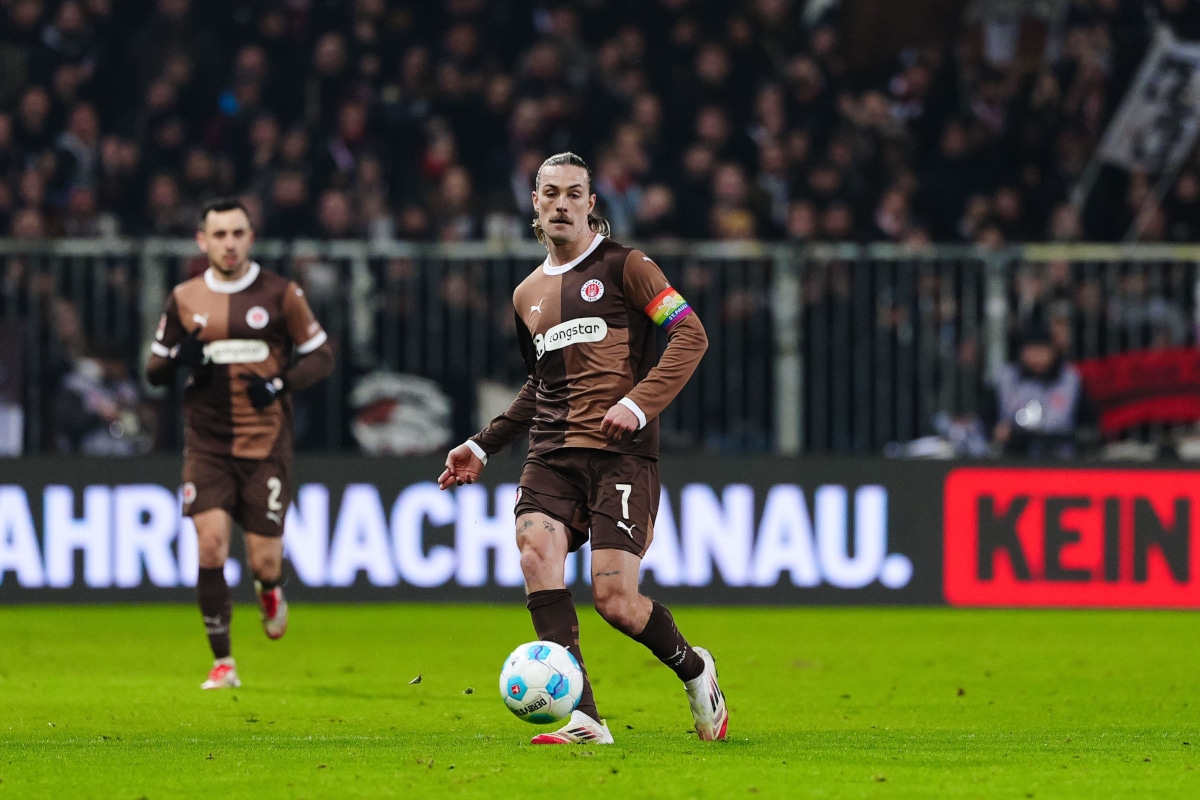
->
[472, 235, 707, 459]
[151, 262, 327, 460]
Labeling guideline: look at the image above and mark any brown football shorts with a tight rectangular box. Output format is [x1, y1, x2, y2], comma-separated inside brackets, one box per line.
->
[514, 448, 659, 556]
[181, 449, 291, 537]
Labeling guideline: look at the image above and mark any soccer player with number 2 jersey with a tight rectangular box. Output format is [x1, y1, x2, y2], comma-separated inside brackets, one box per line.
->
[146, 198, 334, 690]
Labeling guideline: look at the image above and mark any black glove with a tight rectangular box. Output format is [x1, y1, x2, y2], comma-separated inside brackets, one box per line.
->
[239, 373, 285, 409]
[171, 328, 207, 367]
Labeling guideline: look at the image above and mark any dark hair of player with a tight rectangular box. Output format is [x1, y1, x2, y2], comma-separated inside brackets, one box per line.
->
[198, 197, 252, 230]
[531, 152, 611, 245]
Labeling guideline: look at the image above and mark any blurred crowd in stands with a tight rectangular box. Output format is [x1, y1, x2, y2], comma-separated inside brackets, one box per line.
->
[4, 0, 1200, 459]
[3, 0, 1200, 246]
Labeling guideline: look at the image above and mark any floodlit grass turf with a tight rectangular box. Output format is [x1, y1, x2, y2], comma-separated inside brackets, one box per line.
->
[1, 604, 1197, 799]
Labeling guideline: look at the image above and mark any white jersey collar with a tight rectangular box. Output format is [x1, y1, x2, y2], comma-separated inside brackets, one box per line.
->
[204, 261, 261, 294]
[542, 234, 604, 275]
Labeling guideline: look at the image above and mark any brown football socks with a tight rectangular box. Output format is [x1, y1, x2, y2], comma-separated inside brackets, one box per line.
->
[197, 566, 233, 660]
[633, 600, 705, 682]
[527, 588, 599, 723]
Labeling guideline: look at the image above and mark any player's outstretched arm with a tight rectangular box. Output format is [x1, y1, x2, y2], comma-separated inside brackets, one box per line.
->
[438, 442, 485, 489]
[439, 310, 538, 484]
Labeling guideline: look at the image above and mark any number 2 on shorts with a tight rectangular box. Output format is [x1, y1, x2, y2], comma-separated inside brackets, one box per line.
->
[615, 483, 632, 519]
[267, 477, 283, 512]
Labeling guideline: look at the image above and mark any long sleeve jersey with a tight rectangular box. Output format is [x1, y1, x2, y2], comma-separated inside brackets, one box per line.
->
[471, 235, 707, 460]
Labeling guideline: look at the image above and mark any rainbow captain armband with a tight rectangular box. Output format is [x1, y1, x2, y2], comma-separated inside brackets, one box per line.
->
[644, 287, 694, 331]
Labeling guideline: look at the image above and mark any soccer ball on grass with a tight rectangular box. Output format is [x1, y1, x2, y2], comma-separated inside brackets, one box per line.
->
[499, 641, 583, 724]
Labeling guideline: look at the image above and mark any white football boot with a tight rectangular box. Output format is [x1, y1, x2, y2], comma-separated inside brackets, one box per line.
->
[685, 646, 728, 740]
[530, 710, 614, 745]
[201, 657, 241, 690]
[255, 581, 288, 640]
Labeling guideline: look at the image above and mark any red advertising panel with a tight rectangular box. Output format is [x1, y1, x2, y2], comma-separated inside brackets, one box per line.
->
[945, 468, 1200, 607]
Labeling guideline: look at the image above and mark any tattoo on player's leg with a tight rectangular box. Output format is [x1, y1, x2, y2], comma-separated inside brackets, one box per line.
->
[594, 570, 621, 577]
[519, 519, 534, 531]
[543, 520, 557, 532]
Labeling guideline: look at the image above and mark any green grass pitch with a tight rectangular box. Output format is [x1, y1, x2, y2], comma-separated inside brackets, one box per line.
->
[1, 603, 1197, 799]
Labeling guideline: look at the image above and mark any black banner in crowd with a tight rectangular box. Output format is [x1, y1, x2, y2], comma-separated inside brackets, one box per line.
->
[1, 457, 1196, 607]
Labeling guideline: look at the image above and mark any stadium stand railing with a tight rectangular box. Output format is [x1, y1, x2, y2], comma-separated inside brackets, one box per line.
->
[0, 240, 1196, 456]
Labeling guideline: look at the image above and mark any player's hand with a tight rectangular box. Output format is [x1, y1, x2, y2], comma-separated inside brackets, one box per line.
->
[170, 328, 207, 367]
[438, 443, 484, 490]
[239, 373, 285, 409]
[600, 403, 640, 442]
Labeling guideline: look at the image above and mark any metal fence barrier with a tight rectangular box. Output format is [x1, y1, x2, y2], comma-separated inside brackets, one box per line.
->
[0, 240, 1196, 456]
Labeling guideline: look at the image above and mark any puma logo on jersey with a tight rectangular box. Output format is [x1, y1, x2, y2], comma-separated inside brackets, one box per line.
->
[616, 521, 636, 537]
[531, 299, 545, 314]
[193, 313, 209, 327]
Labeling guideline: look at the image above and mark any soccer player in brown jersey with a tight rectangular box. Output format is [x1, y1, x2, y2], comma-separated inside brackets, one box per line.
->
[439, 153, 728, 744]
[146, 198, 335, 690]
